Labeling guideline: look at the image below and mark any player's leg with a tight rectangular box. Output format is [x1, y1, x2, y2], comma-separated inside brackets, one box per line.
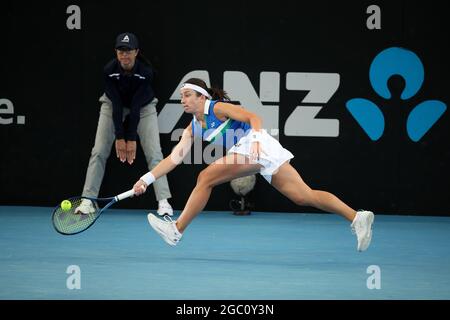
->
[270, 162, 374, 251]
[146, 154, 262, 245]
[270, 162, 356, 221]
[176, 154, 262, 232]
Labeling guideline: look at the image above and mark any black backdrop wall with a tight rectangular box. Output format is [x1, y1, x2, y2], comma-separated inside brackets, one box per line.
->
[1, 1, 449, 215]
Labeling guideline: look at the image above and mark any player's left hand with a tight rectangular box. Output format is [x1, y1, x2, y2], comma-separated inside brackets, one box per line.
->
[250, 141, 261, 162]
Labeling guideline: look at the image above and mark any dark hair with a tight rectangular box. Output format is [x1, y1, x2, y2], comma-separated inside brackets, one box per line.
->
[184, 78, 230, 101]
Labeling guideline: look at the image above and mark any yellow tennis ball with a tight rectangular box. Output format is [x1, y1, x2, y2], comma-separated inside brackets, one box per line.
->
[61, 200, 72, 211]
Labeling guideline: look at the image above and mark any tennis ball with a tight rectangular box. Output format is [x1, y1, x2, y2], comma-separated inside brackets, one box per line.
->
[61, 200, 72, 211]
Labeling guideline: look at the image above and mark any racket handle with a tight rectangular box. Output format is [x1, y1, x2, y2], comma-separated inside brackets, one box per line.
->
[115, 189, 135, 201]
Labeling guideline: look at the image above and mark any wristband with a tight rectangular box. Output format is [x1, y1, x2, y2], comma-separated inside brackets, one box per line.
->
[140, 172, 155, 185]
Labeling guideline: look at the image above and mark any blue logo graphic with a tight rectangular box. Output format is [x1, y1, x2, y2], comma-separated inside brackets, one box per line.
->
[346, 47, 447, 142]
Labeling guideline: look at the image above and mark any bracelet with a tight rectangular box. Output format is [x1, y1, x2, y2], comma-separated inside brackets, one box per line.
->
[140, 172, 156, 185]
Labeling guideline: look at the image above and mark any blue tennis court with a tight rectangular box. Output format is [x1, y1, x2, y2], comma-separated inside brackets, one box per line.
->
[1, 206, 449, 299]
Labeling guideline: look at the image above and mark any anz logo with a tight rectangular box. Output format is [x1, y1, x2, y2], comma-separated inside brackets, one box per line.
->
[159, 71, 339, 138]
[158, 47, 446, 142]
[346, 47, 447, 142]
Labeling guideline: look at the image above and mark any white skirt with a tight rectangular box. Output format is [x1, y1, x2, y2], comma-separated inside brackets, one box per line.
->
[228, 130, 294, 183]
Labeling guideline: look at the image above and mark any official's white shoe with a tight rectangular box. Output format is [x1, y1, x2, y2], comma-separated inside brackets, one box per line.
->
[157, 199, 174, 217]
[147, 213, 182, 246]
[74, 199, 95, 215]
[351, 210, 374, 252]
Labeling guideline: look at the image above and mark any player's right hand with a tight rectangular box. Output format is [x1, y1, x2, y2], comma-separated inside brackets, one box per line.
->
[133, 179, 148, 196]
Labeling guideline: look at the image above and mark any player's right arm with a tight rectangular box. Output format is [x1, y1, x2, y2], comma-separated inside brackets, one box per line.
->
[133, 123, 194, 195]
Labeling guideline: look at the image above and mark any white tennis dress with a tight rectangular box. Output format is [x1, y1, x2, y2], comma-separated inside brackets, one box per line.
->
[192, 100, 294, 183]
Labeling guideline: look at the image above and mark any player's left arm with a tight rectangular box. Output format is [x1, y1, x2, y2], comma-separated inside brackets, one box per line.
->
[214, 102, 262, 132]
[214, 102, 264, 160]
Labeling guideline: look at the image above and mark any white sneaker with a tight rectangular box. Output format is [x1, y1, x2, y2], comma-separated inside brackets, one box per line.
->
[147, 213, 182, 246]
[157, 199, 173, 217]
[351, 210, 374, 252]
[74, 199, 95, 215]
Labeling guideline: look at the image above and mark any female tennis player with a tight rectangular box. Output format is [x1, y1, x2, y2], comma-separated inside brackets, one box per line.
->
[132, 78, 374, 251]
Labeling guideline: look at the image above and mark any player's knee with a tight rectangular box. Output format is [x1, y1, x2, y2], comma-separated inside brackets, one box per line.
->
[197, 169, 223, 188]
[196, 170, 214, 188]
[292, 191, 315, 207]
[292, 196, 309, 206]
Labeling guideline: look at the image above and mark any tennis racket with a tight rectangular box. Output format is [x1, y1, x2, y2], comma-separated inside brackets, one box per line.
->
[52, 189, 136, 235]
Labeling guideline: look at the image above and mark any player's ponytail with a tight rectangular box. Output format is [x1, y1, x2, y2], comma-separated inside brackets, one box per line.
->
[207, 87, 230, 101]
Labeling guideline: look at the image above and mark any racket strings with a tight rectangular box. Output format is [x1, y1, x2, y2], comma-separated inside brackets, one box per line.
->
[52, 198, 100, 234]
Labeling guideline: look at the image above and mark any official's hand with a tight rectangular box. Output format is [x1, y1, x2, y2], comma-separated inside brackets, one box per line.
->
[115, 139, 126, 162]
[126, 140, 137, 165]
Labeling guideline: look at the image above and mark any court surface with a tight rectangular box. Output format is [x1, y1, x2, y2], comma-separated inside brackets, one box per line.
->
[1, 206, 449, 299]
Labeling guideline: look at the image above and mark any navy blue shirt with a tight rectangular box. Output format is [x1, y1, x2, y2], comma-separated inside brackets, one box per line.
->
[103, 59, 155, 141]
